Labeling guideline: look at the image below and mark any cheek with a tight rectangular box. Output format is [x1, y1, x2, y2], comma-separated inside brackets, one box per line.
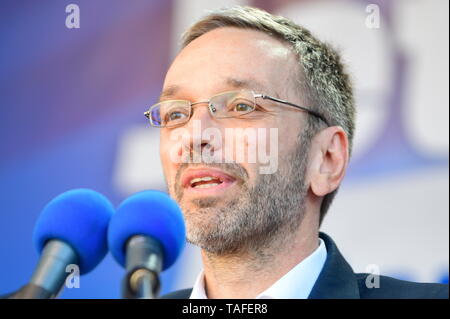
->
[277, 116, 302, 151]
[159, 134, 169, 167]
[159, 132, 180, 179]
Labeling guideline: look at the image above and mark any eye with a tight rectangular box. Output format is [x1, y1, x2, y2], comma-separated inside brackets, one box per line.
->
[234, 103, 253, 112]
[166, 111, 188, 122]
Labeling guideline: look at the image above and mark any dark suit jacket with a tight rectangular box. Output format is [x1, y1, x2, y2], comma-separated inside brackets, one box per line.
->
[161, 232, 449, 299]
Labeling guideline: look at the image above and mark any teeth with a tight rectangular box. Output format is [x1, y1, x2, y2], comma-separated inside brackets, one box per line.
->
[189, 176, 218, 185]
[193, 183, 219, 189]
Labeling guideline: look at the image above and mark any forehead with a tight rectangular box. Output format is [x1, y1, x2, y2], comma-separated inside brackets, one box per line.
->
[163, 27, 297, 99]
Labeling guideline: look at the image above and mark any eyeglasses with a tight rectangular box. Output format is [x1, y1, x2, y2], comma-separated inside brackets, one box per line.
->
[144, 90, 329, 128]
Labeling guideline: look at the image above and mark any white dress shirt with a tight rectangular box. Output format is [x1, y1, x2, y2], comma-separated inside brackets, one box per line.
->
[189, 238, 327, 299]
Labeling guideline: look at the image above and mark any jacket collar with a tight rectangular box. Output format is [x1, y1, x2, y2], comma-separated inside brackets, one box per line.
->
[308, 232, 360, 299]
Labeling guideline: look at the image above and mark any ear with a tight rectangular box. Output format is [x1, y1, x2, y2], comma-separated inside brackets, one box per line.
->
[308, 126, 349, 197]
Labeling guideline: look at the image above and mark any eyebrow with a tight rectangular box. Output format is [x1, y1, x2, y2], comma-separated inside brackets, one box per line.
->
[225, 77, 268, 93]
[158, 77, 270, 102]
[159, 85, 180, 101]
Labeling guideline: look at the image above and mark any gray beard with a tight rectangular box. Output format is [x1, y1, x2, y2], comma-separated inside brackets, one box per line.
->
[170, 138, 310, 256]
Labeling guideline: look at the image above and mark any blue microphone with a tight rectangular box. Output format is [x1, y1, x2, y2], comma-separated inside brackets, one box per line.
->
[12, 189, 114, 298]
[108, 190, 186, 299]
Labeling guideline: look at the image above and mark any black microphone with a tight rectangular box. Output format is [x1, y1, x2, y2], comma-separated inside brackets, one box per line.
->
[10, 189, 114, 298]
[108, 190, 186, 299]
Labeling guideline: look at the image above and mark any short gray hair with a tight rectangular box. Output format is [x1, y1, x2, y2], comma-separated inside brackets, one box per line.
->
[181, 6, 355, 225]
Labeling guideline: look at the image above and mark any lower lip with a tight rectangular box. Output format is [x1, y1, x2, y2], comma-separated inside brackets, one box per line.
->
[184, 180, 236, 196]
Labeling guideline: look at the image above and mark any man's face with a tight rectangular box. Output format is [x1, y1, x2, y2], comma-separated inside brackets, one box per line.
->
[159, 27, 311, 254]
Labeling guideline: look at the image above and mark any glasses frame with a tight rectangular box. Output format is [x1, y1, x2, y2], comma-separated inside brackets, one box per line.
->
[144, 90, 330, 128]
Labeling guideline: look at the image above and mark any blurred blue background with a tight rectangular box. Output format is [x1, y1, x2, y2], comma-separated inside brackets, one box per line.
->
[0, 0, 448, 298]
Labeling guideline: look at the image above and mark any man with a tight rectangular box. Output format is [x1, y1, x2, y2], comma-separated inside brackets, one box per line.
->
[151, 6, 448, 299]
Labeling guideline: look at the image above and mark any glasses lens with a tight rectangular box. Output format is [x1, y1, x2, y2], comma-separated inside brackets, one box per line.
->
[210, 91, 255, 118]
[151, 101, 190, 127]
[149, 106, 162, 127]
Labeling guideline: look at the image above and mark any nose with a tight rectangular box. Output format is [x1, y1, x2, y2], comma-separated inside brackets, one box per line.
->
[180, 102, 223, 163]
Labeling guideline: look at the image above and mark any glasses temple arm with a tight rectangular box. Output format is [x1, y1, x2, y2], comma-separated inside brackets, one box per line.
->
[260, 94, 330, 126]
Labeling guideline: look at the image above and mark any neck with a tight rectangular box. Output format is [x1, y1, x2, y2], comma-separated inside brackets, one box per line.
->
[200, 211, 319, 299]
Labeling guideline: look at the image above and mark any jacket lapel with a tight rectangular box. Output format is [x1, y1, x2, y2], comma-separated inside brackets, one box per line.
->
[308, 232, 360, 299]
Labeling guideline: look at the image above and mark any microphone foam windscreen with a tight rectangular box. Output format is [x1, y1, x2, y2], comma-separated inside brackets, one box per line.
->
[33, 189, 114, 274]
[108, 190, 186, 271]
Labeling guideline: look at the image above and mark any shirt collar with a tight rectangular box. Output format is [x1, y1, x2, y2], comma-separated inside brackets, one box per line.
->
[190, 238, 327, 299]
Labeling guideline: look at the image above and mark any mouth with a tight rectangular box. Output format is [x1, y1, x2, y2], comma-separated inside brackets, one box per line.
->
[180, 167, 238, 195]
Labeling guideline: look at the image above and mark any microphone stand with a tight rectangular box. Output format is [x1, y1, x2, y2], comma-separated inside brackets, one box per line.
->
[9, 240, 77, 299]
[122, 236, 162, 299]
